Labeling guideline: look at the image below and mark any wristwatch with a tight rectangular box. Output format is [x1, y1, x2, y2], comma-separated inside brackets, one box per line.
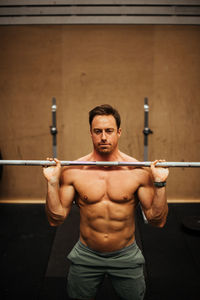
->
[154, 181, 166, 188]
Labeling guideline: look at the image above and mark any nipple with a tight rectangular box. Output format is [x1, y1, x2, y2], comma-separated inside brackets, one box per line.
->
[123, 196, 129, 202]
[83, 195, 88, 201]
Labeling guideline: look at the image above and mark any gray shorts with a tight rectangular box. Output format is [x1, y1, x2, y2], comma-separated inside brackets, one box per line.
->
[67, 240, 146, 300]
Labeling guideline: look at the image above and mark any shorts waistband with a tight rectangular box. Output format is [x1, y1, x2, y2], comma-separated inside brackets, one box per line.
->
[77, 240, 137, 258]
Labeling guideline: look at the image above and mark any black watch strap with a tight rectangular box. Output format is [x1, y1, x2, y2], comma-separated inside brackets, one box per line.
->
[154, 181, 166, 188]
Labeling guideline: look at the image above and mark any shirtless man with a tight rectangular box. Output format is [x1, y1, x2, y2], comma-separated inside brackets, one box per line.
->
[43, 104, 169, 300]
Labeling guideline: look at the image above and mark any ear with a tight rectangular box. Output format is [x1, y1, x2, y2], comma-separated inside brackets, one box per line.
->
[117, 128, 122, 137]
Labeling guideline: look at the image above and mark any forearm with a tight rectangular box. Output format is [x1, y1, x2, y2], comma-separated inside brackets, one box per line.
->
[149, 186, 168, 227]
[45, 182, 67, 226]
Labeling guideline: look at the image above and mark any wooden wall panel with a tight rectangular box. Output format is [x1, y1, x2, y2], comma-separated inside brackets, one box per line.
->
[0, 25, 199, 201]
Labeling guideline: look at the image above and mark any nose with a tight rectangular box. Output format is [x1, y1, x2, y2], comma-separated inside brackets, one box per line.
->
[101, 130, 107, 141]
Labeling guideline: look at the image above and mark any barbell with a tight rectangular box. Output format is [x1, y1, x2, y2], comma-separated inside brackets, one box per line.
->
[0, 160, 200, 167]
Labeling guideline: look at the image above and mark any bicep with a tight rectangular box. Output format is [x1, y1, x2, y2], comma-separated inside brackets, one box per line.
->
[59, 183, 76, 211]
[137, 172, 155, 215]
[59, 168, 77, 210]
[137, 184, 154, 211]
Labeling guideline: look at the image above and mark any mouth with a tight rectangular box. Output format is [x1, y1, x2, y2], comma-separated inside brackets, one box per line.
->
[96, 143, 112, 153]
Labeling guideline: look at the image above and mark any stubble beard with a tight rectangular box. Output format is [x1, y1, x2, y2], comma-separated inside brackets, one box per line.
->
[95, 143, 114, 156]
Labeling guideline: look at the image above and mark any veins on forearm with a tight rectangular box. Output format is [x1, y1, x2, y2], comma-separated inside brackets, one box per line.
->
[149, 201, 168, 227]
[45, 204, 66, 226]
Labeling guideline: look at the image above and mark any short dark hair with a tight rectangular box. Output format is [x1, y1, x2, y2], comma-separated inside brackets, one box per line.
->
[89, 104, 121, 129]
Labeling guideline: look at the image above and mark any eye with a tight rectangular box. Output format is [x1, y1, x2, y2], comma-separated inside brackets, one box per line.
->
[106, 128, 114, 134]
[94, 129, 102, 135]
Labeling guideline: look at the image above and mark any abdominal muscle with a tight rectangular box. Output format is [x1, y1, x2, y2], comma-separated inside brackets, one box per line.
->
[79, 200, 136, 252]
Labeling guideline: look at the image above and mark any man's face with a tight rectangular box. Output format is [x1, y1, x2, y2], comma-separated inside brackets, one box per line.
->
[90, 115, 121, 155]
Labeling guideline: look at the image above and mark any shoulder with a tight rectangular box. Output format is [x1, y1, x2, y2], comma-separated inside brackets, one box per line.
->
[76, 153, 93, 162]
[119, 152, 139, 163]
[120, 151, 152, 181]
[119, 151, 146, 169]
[60, 153, 92, 183]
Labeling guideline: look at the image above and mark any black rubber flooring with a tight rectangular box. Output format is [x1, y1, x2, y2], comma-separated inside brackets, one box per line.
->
[0, 203, 200, 300]
[0, 204, 56, 299]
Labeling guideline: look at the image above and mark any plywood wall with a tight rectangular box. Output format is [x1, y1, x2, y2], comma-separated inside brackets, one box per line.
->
[0, 25, 200, 201]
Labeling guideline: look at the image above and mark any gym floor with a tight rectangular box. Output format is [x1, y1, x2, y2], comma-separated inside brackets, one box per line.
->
[0, 203, 199, 300]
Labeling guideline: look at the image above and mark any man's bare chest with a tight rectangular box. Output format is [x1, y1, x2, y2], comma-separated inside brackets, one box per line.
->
[72, 168, 140, 203]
